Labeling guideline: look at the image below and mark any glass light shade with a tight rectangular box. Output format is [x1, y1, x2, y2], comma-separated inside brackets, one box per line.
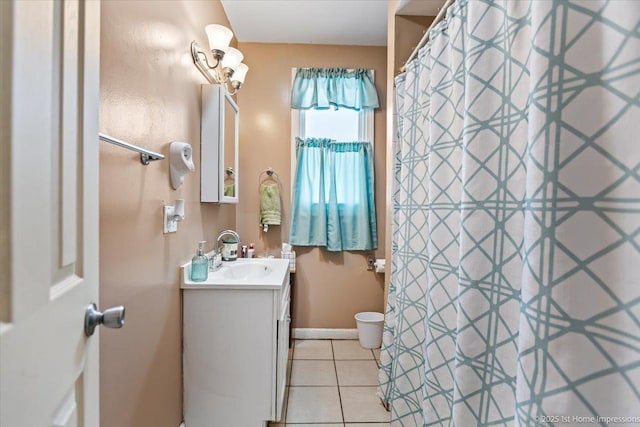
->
[221, 47, 244, 70]
[204, 24, 233, 53]
[230, 63, 249, 84]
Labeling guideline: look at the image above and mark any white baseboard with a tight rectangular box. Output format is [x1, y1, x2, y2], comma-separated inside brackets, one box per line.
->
[292, 328, 358, 340]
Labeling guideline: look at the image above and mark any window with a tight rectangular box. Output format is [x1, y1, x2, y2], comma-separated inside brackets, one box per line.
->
[304, 108, 358, 140]
[291, 69, 375, 176]
[299, 108, 374, 144]
[288, 68, 378, 251]
[292, 78, 375, 207]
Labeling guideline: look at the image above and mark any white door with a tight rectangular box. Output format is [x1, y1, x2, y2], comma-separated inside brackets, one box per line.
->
[0, 1, 103, 426]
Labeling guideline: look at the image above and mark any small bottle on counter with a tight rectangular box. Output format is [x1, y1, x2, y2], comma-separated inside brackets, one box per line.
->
[190, 241, 209, 282]
[241, 245, 248, 258]
[247, 243, 255, 258]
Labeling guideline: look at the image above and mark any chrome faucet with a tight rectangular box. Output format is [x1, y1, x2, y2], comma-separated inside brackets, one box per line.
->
[210, 229, 241, 271]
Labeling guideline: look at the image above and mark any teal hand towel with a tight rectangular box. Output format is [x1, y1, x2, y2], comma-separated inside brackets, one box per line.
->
[260, 182, 281, 225]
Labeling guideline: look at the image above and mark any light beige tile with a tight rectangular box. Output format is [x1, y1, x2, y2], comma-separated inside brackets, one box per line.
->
[267, 424, 283, 427]
[346, 424, 390, 427]
[336, 360, 379, 386]
[287, 424, 344, 426]
[373, 348, 381, 360]
[286, 386, 343, 423]
[287, 358, 293, 383]
[280, 386, 290, 422]
[332, 340, 374, 360]
[341, 386, 390, 423]
[290, 360, 337, 386]
[289, 345, 294, 360]
[294, 339, 333, 359]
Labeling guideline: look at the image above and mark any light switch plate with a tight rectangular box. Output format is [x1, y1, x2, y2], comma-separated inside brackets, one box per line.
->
[163, 206, 177, 234]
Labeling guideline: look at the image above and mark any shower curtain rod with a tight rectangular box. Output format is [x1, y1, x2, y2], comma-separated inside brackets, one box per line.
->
[400, 0, 455, 73]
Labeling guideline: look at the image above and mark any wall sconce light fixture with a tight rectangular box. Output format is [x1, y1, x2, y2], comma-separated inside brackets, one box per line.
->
[191, 24, 249, 94]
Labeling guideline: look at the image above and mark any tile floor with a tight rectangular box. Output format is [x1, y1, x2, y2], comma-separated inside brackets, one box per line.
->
[269, 339, 390, 427]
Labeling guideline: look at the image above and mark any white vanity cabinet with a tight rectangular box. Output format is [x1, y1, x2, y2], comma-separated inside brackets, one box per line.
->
[181, 260, 290, 427]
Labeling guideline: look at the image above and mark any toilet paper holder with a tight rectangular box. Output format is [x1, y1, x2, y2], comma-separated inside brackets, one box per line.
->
[367, 255, 375, 271]
[374, 259, 386, 273]
[367, 255, 386, 273]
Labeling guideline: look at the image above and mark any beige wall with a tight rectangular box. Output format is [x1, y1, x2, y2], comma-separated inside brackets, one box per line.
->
[384, 4, 435, 304]
[394, 15, 435, 75]
[384, 0, 401, 307]
[0, 0, 10, 322]
[99, 1, 234, 426]
[236, 43, 387, 329]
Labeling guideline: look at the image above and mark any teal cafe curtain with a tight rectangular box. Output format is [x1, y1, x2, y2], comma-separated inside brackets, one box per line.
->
[291, 68, 379, 111]
[290, 137, 377, 251]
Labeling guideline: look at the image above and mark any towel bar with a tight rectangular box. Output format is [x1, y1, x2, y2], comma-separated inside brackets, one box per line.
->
[99, 133, 165, 165]
[258, 167, 280, 185]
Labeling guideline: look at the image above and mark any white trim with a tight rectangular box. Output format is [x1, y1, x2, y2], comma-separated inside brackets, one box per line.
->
[359, 69, 375, 146]
[180, 423, 185, 427]
[292, 328, 359, 340]
[358, 109, 375, 146]
[291, 68, 300, 200]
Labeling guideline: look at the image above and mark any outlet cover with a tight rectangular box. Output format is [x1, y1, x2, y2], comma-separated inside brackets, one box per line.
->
[164, 206, 177, 233]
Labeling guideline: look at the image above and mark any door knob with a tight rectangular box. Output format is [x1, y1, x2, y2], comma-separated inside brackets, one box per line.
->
[84, 303, 125, 337]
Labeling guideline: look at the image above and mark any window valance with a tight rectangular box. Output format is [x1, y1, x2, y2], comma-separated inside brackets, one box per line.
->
[291, 68, 379, 111]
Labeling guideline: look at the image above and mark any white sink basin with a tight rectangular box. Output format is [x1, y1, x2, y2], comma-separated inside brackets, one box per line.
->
[219, 262, 272, 280]
[181, 258, 290, 290]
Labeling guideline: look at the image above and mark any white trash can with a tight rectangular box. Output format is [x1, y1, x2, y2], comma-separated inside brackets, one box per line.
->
[355, 312, 384, 349]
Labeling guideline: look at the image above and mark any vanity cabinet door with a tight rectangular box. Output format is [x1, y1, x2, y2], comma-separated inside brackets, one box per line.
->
[273, 274, 291, 421]
[275, 296, 290, 420]
[183, 289, 274, 427]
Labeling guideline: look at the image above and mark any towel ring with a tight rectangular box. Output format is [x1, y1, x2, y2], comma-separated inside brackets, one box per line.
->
[258, 167, 280, 186]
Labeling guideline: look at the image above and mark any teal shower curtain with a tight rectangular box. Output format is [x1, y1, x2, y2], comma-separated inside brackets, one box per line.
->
[379, 0, 640, 425]
[289, 137, 377, 251]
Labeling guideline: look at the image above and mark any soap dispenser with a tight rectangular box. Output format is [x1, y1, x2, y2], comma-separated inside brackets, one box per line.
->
[190, 241, 209, 282]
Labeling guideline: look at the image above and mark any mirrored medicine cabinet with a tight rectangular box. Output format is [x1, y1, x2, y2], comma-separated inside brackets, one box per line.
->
[201, 84, 239, 203]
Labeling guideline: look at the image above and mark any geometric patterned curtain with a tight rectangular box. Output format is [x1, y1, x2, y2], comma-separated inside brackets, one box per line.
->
[378, 0, 640, 425]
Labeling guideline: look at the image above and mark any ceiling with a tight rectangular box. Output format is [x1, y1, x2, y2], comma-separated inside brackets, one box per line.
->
[220, 0, 442, 47]
[220, 0, 389, 46]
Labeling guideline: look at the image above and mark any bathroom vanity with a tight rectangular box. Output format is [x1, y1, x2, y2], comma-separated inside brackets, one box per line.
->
[181, 258, 291, 427]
